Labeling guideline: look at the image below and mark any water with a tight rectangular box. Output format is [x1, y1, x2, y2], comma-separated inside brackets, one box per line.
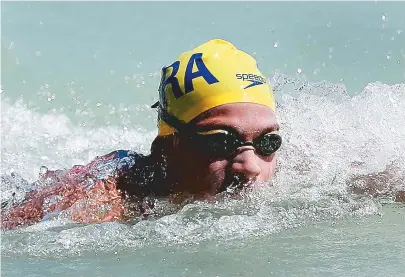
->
[1, 2, 405, 276]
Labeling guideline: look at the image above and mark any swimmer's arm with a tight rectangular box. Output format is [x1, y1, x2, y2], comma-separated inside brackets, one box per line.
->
[348, 164, 405, 202]
[1, 178, 132, 230]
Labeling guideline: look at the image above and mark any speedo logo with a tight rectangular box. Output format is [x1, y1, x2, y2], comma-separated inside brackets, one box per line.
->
[236, 73, 267, 89]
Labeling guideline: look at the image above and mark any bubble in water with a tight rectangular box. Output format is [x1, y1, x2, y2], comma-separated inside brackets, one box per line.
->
[297, 68, 302, 74]
[1, 81, 403, 258]
[35, 51, 41, 56]
[273, 42, 279, 48]
[381, 14, 387, 21]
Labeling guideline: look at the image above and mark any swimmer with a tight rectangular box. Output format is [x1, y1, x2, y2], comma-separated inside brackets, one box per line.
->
[1, 39, 403, 230]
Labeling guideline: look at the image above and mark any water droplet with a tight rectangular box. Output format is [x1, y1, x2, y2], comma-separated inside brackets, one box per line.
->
[39, 166, 48, 175]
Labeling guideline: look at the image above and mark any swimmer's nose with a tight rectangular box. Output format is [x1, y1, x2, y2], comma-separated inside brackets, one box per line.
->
[231, 147, 261, 182]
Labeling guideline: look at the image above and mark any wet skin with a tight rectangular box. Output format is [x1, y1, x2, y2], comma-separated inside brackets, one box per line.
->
[2, 103, 404, 230]
[166, 103, 279, 198]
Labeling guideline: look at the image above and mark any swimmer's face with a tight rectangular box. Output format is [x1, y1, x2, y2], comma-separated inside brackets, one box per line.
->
[170, 103, 279, 197]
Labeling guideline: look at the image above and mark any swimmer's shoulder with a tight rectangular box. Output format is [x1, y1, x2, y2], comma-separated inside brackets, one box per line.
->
[91, 149, 147, 176]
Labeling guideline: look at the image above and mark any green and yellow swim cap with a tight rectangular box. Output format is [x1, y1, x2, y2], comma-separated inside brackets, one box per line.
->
[154, 39, 276, 136]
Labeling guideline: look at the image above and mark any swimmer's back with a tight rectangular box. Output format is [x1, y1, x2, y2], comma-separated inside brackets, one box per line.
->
[1, 149, 145, 230]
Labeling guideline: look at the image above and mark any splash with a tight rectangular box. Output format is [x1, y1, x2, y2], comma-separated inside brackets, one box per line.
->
[1, 79, 404, 258]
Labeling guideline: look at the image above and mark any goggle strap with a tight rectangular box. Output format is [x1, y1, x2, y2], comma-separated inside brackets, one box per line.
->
[158, 107, 191, 133]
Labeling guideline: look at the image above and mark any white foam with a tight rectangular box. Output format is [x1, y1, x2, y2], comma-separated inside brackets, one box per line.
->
[1, 80, 404, 258]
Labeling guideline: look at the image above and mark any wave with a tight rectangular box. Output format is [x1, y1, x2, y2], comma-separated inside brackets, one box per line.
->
[1, 78, 404, 257]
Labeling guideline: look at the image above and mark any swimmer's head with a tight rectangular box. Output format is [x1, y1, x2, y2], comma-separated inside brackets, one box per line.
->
[152, 39, 276, 136]
[150, 39, 280, 197]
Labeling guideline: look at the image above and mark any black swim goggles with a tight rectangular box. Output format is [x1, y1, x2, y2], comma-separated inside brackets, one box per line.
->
[152, 103, 282, 157]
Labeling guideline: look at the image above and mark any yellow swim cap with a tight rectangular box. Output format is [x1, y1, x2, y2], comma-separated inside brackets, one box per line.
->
[154, 39, 276, 136]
